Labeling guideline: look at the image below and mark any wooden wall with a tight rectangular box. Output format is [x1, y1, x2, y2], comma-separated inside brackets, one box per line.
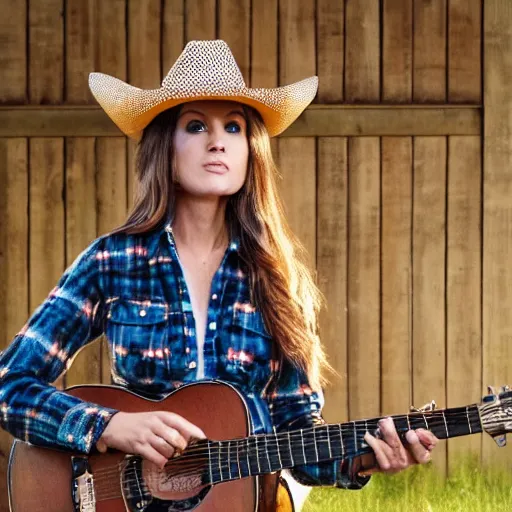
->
[0, 0, 511, 506]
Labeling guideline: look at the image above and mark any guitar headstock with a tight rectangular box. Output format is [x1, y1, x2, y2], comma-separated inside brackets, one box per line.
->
[479, 386, 512, 447]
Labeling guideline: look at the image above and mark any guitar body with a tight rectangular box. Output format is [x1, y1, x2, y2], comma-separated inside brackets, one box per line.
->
[8, 381, 293, 512]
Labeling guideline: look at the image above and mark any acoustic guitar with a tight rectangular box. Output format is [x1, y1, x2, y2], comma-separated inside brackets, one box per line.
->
[7, 381, 512, 512]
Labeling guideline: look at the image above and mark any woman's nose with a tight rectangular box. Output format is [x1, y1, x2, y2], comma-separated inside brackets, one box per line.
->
[207, 125, 226, 152]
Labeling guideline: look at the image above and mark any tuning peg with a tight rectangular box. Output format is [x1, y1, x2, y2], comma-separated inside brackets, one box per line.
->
[410, 400, 437, 413]
[493, 434, 507, 447]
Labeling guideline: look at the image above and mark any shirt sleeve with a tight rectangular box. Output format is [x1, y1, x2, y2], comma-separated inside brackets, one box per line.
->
[266, 359, 370, 490]
[0, 238, 117, 453]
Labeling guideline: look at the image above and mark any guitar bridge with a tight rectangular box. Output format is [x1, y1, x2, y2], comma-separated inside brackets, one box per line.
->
[71, 456, 96, 512]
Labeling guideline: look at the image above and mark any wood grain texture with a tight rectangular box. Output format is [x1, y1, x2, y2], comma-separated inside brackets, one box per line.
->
[128, 0, 161, 89]
[278, 0, 316, 85]
[64, 138, 100, 387]
[482, 0, 512, 466]
[185, 0, 216, 41]
[344, 0, 380, 102]
[381, 137, 413, 416]
[316, 0, 344, 103]
[448, 0, 481, 103]
[0, 0, 26, 102]
[65, 0, 95, 103]
[162, 0, 185, 74]
[0, 105, 482, 138]
[28, 0, 64, 104]
[0, 138, 28, 505]
[250, 0, 277, 88]
[413, 0, 447, 102]
[446, 136, 481, 471]
[218, 0, 250, 83]
[412, 136, 447, 475]
[317, 137, 348, 423]
[96, 0, 126, 78]
[347, 137, 380, 420]
[382, 0, 412, 102]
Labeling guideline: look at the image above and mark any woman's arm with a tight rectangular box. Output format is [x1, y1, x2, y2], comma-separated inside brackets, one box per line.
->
[0, 238, 117, 453]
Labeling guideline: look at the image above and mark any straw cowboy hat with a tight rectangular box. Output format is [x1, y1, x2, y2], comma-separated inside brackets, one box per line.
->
[89, 39, 318, 140]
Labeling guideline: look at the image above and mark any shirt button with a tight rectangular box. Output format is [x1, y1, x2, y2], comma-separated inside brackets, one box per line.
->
[209, 321, 217, 330]
[212, 293, 218, 300]
[139, 310, 147, 317]
[189, 361, 197, 369]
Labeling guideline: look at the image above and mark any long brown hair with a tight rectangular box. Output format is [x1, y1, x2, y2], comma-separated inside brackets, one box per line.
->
[113, 104, 329, 390]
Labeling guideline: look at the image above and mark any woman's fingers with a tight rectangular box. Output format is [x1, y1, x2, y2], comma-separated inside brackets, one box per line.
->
[416, 428, 438, 451]
[136, 442, 169, 469]
[158, 411, 207, 442]
[153, 420, 188, 452]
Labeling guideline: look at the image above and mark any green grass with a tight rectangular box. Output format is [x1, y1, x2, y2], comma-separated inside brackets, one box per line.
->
[303, 459, 512, 512]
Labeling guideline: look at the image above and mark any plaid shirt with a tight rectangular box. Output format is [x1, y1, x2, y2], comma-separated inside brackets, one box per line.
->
[0, 223, 368, 489]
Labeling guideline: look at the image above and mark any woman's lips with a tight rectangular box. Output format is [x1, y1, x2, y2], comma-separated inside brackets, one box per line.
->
[203, 162, 228, 174]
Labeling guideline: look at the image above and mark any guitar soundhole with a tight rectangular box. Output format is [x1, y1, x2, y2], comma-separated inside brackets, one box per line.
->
[121, 455, 211, 511]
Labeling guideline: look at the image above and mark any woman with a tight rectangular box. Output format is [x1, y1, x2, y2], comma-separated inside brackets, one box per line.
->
[0, 40, 436, 509]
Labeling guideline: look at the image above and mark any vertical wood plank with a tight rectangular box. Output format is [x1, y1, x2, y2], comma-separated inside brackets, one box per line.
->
[382, 0, 413, 102]
[447, 136, 481, 471]
[412, 136, 447, 475]
[448, 0, 482, 103]
[218, 0, 250, 83]
[347, 137, 380, 420]
[162, 0, 185, 74]
[127, 0, 161, 213]
[29, 139, 65, 342]
[316, 0, 346, 422]
[483, 0, 512, 466]
[381, 137, 413, 416]
[344, 0, 380, 102]
[250, 0, 277, 88]
[316, 0, 344, 103]
[128, 0, 161, 88]
[65, 0, 95, 103]
[0, 139, 28, 505]
[413, 0, 447, 102]
[0, 0, 26, 102]
[278, 0, 316, 262]
[185, 0, 216, 41]
[64, 138, 99, 386]
[317, 137, 348, 423]
[28, 0, 64, 104]
[95, 0, 127, 384]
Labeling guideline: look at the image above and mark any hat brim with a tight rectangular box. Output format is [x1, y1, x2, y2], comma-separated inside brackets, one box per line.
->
[89, 73, 318, 140]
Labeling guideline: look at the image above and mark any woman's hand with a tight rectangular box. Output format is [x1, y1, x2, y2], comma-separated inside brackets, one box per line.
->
[359, 417, 438, 476]
[96, 411, 206, 469]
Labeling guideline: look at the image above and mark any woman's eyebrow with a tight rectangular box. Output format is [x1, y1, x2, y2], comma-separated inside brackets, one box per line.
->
[178, 109, 245, 119]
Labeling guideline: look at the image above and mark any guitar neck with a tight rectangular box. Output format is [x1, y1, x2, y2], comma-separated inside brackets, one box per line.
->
[206, 404, 483, 484]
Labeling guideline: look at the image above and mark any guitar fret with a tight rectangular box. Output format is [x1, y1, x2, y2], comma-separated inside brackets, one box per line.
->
[237, 440, 241, 479]
[301, 429, 306, 464]
[353, 421, 357, 454]
[246, 438, 251, 476]
[275, 432, 282, 468]
[228, 441, 232, 480]
[339, 424, 345, 457]
[208, 441, 213, 484]
[265, 435, 271, 471]
[466, 406, 472, 434]
[442, 411, 449, 438]
[313, 428, 319, 463]
[255, 437, 261, 473]
[407, 415, 411, 430]
[218, 441, 223, 481]
[423, 414, 428, 429]
[327, 425, 332, 458]
[288, 431, 294, 466]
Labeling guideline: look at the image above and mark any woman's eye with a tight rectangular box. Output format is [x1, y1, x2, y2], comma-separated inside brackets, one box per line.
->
[226, 121, 242, 133]
[186, 120, 205, 133]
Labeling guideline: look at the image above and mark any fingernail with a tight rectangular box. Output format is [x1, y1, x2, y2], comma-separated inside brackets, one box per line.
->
[406, 430, 419, 443]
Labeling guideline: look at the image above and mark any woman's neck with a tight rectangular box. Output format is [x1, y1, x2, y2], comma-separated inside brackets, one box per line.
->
[171, 195, 229, 256]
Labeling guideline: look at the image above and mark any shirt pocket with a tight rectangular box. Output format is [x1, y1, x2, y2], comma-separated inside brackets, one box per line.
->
[219, 308, 273, 389]
[105, 298, 172, 392]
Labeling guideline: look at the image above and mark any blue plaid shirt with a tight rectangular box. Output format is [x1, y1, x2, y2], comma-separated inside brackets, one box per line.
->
[0, 223, 368, 489]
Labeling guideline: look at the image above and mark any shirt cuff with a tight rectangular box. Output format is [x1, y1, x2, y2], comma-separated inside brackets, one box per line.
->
[336, 457, 371, 490]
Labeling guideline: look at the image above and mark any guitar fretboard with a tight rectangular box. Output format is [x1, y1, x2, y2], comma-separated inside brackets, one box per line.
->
[205, 405, 482, 484]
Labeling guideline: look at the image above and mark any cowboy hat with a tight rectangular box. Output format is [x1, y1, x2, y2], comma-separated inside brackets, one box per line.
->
[89, 39, 318, 140]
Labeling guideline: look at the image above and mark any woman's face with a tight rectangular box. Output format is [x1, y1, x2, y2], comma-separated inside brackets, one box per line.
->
[173, 100, 249, 198]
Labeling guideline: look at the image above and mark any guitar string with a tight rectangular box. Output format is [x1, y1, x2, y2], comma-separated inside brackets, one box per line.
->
[90, 412, 480, 489]
[90, 408, 479, 479]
